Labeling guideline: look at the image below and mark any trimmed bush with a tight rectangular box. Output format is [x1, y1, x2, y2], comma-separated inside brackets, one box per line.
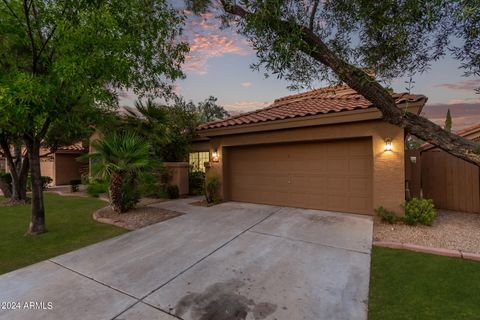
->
[189, 170, 205, 195]
[375, 206, 399, 224]
[0, 172, 12, 198]
[205, 172, 220, 204]
[70, 179, 82, 192]
[166, 185, 180, 199]
[27, 176, 52, 191]
[86, 181, 108, 198]
[402, 198, 436, 226]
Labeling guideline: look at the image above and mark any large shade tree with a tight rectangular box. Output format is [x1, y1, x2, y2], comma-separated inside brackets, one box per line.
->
[0, 0, 188, 234]
[187, 0, 480, 164]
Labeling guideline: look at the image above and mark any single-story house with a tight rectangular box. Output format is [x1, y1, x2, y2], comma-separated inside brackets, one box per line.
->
[1, 143, 87, 186]
[40, 144, 88, 186]
[195, 85, 427, 215]
[406, 124, 480, 213]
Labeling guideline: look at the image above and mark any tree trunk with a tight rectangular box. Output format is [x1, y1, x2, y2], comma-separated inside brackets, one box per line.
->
[109, 172, 124, 213]
[25, 139, 47, 235]
[222, 3, 480, 165]
[0, 136, 29, 202]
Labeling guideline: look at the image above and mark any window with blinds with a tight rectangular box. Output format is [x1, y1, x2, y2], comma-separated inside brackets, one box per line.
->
[189, 152, 209, 172]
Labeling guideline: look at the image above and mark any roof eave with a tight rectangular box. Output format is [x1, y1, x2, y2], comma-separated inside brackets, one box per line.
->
[198, 101, 425, 138]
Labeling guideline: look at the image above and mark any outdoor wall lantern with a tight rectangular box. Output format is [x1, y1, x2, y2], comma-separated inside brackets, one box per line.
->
[384, 138, 393, 151]
[211, 150, 220, 162]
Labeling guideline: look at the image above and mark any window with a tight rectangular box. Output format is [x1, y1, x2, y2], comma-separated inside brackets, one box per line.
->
[189, 152, 209, 172]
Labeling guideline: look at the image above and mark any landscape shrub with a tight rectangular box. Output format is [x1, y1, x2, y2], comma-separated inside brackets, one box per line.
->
[70, 179, 82, 192]
[402, 198, 436, 226]
[205, 172, 221, 204]
[374, 206, 399, 224]
[86, 180, 108, 198]
[166, 185, 180, 199]
[0, 173, 12, 197]
[120, 181, 141, 211]
[189, 170, 205, 195]
[27, 176, 52, 191]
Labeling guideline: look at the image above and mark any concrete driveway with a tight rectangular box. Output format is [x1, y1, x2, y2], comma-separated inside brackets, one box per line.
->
[0, 198, 373, 320]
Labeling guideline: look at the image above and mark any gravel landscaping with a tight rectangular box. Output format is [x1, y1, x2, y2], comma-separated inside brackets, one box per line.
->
[374, 210, 480, 254]
[94, 205, 183, 230]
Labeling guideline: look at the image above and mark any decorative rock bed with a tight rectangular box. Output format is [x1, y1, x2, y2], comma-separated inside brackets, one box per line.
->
[374, 209, 480, 260]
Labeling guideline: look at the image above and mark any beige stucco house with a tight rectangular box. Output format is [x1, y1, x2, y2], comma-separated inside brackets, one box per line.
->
[1, 143, 87, 186]
[194, 85, 427, 215]
[39, 144, 88, 186]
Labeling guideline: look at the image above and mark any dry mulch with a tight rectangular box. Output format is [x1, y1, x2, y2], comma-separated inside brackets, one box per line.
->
[374, 210, 480, 254]
[94, 198, 181, 230]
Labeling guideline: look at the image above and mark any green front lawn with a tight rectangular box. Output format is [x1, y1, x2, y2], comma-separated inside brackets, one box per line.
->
[0, 193, 127, 275]
[369, 246, 480, 320]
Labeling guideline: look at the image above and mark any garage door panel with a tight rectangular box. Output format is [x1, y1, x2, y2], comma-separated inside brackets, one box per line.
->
[349, 158, 372, 172]
[227, 138, 373, 215]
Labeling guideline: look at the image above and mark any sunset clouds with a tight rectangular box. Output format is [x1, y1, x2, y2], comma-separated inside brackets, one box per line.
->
[240, 82, 252, 88]
[223, 100, 272, 112]
[434, 79, 480, 92]
[182, 11, 251, 75]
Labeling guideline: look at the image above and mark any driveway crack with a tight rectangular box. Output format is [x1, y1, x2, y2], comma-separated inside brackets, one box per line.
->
[248, 230, 371, 255]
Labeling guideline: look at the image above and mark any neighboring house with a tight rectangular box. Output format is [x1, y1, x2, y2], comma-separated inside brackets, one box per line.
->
[407, 124, 480, 213]
[1, 143, 87, 186]
[197, 85, 427, 215]
[40, 144, 88, 186]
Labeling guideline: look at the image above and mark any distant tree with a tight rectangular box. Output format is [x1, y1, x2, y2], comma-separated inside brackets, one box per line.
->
[124, 100, 170, 160]
[197, 96, 230, 123]
[187, 0, 480, 165]
[0, 0, 187, 234]
[444, 109, 453, 132]
[162, 97, 199, 162]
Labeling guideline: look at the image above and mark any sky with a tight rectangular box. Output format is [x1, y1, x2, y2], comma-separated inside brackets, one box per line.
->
[119, 8, 480, 131]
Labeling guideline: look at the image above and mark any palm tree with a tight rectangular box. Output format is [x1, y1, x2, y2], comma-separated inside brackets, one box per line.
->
[89, 132, 150, 213]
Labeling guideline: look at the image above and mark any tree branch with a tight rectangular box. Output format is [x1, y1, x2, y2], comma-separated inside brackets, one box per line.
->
[221, 2, 480, 165]
[22, 0, 38, 72]
[1, 0, 26, 30]
[309, 0, 320, 30]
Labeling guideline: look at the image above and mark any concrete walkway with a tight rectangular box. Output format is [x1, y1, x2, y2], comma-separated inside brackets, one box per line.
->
[0, 198, 373, 320]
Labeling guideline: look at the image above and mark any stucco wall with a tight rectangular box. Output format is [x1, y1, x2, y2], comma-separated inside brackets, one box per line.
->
[40, 158, 55, 183]
[54, 153, 85, 185]
[207, 119, 405, 215]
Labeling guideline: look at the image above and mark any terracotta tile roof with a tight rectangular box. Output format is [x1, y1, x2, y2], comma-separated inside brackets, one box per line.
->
[198, 85, 426, 130]
[57, 144, 87, 152]
[419, 123, 480, 151]
[455, 123, 480, 138]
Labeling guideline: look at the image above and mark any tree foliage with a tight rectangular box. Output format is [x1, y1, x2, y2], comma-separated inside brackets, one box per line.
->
[123, 96, 228, 162]
[0, 0, 188, 233]
[444, 109, 452, 132]
[187, 0, 480, 165]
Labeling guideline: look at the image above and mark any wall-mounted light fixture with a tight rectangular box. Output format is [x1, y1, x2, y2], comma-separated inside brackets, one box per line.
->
[384, 138, 393, 151]
[211, 150, 219, 162]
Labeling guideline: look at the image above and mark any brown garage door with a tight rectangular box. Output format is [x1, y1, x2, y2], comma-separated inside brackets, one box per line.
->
[225, 138, 373, 215]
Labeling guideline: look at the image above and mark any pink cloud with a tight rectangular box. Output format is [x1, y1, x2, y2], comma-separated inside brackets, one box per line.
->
[434, 79, 480, 92]
[422, 102, 480, 130]
[448, 97, 480, 105]
[223, 101, 272, 112]
[182, 11, 252, 75]
[240, 82, 252, 88]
